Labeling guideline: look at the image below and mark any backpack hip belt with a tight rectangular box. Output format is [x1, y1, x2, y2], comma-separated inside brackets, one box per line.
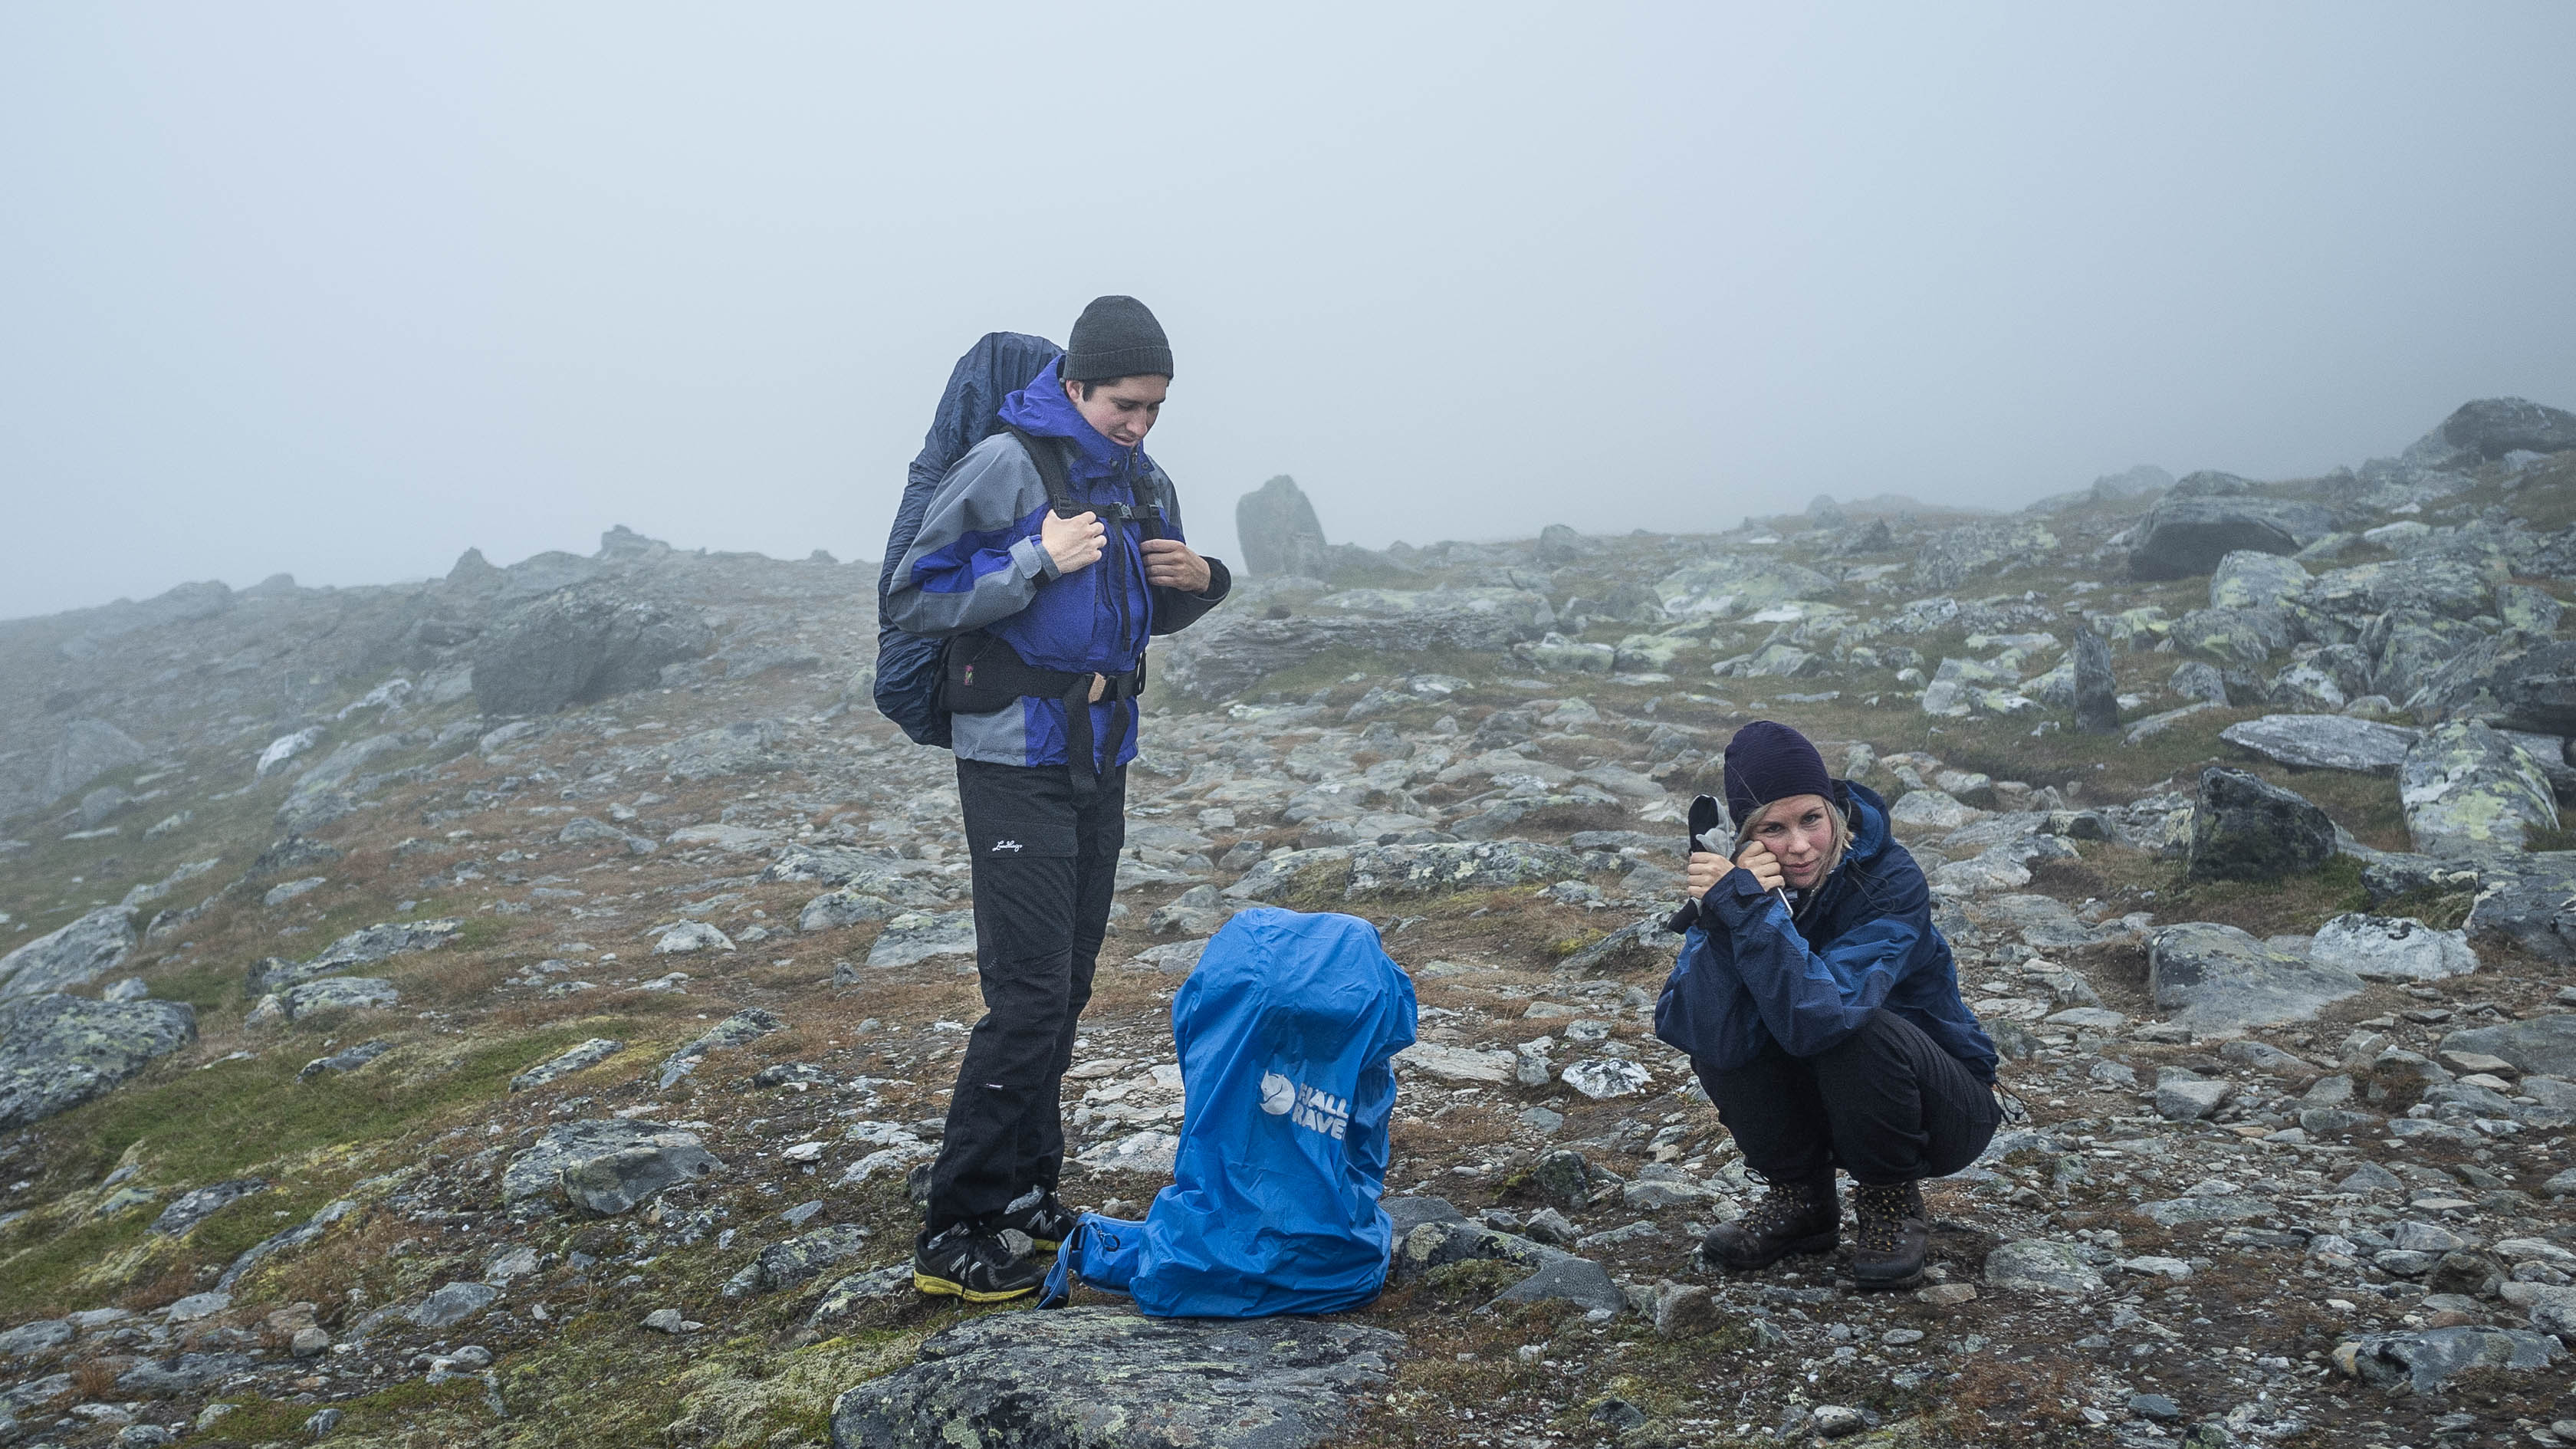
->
[942, 633, 1146, 799]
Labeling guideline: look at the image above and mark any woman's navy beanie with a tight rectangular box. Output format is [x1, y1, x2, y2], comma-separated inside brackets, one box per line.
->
[1721, 720, 1835, 827]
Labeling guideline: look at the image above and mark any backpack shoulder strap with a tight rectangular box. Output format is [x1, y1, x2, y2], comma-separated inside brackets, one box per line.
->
[1001, 425, 1079, 519]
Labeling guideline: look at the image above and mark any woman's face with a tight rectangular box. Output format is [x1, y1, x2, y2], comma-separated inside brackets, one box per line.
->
[1747, 793, 1837, 889]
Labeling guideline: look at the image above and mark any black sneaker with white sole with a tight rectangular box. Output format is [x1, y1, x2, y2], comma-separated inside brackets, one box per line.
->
[912, 1224, 1044, 1302]
[997, 1188, 1080, 1252]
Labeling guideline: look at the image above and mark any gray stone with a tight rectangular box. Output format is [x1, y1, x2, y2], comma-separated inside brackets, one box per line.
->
[217, 1199, 356, 1290]
[151, 1178, 266, 1236]
[1985, 1239, 2105, 1294]
[297, 1040, 390, 1081]
[113, 1351, 255, 1396]
[2154, 1068, 2233, 1121]
[2467, 853, 2576, 964]
[407, 1280, 499, 1329]
[2420, 396, 2576, 463]
[657, 1007, 786, 1089]
[2490, 642, 2576, 736]
[1561, 917, 1681, 974]
[501, 1118, 712, 1203]
[0, 1318, 72, 1358]
[865, 912, 978, 969]
[278, 977, 398, 1020]
[2073, 628, 2118, 734]
[2187, 767, 2335, 882]
[2170, 660, 2229, 704]
[0, 993, 197, 1130]
[2148, 922, 2364, 1031]
[2402, 721, 2558, 856]
[557, 816, 656, 854]
[732, 1224, 871, 1295]
[2170, 606, 2290, 667]
[472, 588, 713, 715]
[2221, 714, 2419, 774]
[510, 1037, 626, 1092]
[1343, 840, 1590, 899]
[1531, 1149, 1592, 1207]
[2210, 550, 2311, 611]
[661, 718, 790, 782]
[828, 1307, 1403, 1449]
[2338, 1326, 2563, 1394]
[2440, 1017, 2576, 1079]
[1160, 589, 1553, 702]
[800, 889, 895, 933]
[2129, 491, 2334, 580]
[1235, 475, 1329, 579]
[251, 918, 463, 992]
[0, 905, 137, 1000]
[2309, 914, 2477, 983]
[560, 1138, 724, 1215]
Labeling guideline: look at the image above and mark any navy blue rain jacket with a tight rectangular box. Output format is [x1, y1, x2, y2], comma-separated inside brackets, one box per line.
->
[1654, 780, 1998, 1083]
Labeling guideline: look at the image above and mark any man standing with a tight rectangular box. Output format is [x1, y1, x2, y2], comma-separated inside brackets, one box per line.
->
[883, 296, 1230, 1300]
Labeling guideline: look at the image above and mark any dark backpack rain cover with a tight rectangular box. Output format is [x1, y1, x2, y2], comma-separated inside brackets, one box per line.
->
[1041, 908, 1418, 1317]
[872, 330, 1060, 746]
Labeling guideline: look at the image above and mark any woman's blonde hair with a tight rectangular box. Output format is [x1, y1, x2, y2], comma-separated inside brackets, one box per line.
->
[1740, 790, 1852, 884]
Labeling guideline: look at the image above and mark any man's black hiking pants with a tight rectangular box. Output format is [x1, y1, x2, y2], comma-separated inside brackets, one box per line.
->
[1694, 1009, 2001, 1187]
[922, 757, 1125, 1238]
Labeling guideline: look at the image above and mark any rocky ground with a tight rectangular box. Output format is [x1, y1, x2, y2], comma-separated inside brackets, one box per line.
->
[5, 398, 2576, 1448]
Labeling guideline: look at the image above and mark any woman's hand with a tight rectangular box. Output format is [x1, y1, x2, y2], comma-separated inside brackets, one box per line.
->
[1736, 840, 1786, 893]
[1686, 851, 1728, 900]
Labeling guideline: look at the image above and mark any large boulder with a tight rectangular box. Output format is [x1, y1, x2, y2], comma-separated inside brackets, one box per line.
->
[1234, 475, 1328, 579]
[2148, 922, 2364, 1032]
[0, 905, 138, 1000]
[2302, 555, 2499, 628]
[2491, 642, 2576, 736]
[829, 1307, 1403, 1449]
[472, 590, 714, 715]
[2439, 1015, 2576, 1079]
[2221, 715, 2418, 774]
[2467, 853, 2576, 963]
[2400, 721, 2558, 856]
[2413, 397, 2576, 465]
[2210, 550, 2310, 611]
[2187, 767, 2335, 881]
[0, 994, 198, 1129]
[2128, 490, 2335, 580]
[1655, 557, 1837, 618]
[1158, 588, 1553, 702]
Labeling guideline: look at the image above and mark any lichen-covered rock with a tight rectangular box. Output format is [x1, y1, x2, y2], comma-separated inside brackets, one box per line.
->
[2128, 493, 2334, 580]
[501, 1119, 713, 1204]
[278, 977, 398, 1020]
[560, 1138, 723, 1215]
[800, 889, 895, 933]
[2308, 914, 2477, 983]
[2490, 641, 2576, 736]
[2413, 396, 2576, 464]
[729, 1224, 871, 1296]
[2400, 721, 2558, 856]
[657, 1007, 787, 1089]
[2221, 714, 2417, 774]
[472, 588, 714, 715]
[407, 1280, 500, 1329]
[863, 912, 978, 970]
[2439, 1016, 2576, 1079]
[829, 1307, 1404, 1449]
[1159, 588, 1553, 701]
[2170, 608, 2289, 667]
[248, 918, 462, 992]
[1344, 840, 1592, 899]
[1390, 1220, 1624, 1313]
[509, 1037, 626, 1092]
[2335, 1326, 2563, 1393]
[0, 905, 137, 1000]
[1658, 557, 1838, 617]
[2210, 550, 2310, 611]
[2148, 922, 2363, 1031]
[0, 993, 197, 1129]
[661, 718, 791, 782]
[151, 1178, 266, 1237]
[2466, 853, 2576, 963]
[2187, 767, 2334, 881]
[1985, 1239, 2104, 1294]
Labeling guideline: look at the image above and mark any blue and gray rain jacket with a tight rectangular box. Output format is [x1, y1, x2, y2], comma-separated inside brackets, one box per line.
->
[1654, 780, 1999, 1083]
[882, 355, 1230, 769]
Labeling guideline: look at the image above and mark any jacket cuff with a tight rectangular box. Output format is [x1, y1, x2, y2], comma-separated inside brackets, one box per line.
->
[1703, 867, 1775, 928]
[1013, 534, 1060, 581]
[1194, 557, 1232, 602]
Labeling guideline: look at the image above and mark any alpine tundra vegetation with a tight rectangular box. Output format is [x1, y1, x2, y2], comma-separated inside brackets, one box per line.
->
[7, 399, 2576, 1447]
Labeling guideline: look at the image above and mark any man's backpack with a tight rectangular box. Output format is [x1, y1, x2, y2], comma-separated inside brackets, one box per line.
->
[1039, 908, 1418, 1317]
[872, 331, 1059, 746]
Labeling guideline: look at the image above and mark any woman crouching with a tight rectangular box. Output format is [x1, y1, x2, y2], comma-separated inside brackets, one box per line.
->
[1654, 721, 2003, 1290]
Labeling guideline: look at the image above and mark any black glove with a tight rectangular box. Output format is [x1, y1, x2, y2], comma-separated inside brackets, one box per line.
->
[1664, 794, 1731, 934]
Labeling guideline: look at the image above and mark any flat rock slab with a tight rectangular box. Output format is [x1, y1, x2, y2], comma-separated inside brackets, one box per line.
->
[829, 1306, 1405, 1449]
[0, 905, 138, 1000]
[510, 1037, 627, 1091]
[2440, 1016, 2576, 1079]
[2402, 721, 2559, 856]
[2148, 922, 2363, 1032]
[2340, 1326, 2563, 1394]
[501, 1118, 711, 1204]
[2221, 714, 2418, 774]
[280, 977, 398, 1019]
[1395, 1042, 1514, 1083]
[866, 912, 978, 969]
[0, 993, 198, 1130]
[2468, 853, 2576, 963]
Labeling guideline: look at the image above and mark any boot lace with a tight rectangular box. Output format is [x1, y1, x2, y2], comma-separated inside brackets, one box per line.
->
[1852, 1183, 1921, 1254]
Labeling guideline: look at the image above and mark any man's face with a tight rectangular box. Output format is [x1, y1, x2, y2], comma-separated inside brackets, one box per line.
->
[1063, 374, 1168, 448]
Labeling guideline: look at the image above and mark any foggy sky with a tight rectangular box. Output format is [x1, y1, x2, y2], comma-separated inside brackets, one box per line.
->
[5, 3, 2574, 621]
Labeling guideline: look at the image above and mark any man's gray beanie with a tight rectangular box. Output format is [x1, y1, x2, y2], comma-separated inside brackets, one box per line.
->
[1063, 295, 1172, 382]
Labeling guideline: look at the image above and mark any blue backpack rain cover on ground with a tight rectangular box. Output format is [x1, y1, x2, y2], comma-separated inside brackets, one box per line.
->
[872, 330, 1060, 747]
[1040, 908, 1418, 1317]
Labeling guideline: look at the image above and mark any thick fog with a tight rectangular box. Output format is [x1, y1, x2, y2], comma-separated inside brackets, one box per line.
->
[4, 3, 2572, 621]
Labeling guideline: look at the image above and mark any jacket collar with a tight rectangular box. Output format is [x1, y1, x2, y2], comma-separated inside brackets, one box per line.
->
[1835, 780, 1894, 866]
[997, 354, 1152, 487]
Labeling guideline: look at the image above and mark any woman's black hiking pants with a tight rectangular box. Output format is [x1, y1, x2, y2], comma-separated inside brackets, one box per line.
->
[1694, 1009, 2002, 1187]
[922, 757, 1125, 1239]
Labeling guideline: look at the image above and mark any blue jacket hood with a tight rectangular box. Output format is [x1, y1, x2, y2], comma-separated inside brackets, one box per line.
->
[998, 355, 1156, 487]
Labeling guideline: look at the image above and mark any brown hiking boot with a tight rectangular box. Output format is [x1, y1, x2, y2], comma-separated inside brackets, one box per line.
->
[1849, 1181, 1929, 1290]
[1700, 1171, 1838, 1273]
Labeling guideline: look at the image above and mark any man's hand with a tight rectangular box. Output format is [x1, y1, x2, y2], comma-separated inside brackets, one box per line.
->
[1042, 511, 1106, 574]
[1736, 840, 1786, 893]
[1141, 537, 1212, 593]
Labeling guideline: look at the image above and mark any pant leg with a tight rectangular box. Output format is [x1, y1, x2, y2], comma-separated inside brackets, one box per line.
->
[1694, 1034, 1836, 1183]
[1806, 1009, 2003, 1185]
[926, 759, 1087, 1235]
[1010, 764, 1124, 1198]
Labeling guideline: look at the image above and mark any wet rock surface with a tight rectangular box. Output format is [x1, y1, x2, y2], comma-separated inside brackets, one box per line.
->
[828, 1307, 1405, 1449]
[0, 992, 196, 1129]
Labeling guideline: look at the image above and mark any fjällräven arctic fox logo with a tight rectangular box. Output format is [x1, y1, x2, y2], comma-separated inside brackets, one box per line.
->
[1258, 1070, 1349, 1139]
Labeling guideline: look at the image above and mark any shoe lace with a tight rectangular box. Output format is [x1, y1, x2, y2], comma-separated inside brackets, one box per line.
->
[1852, 1183, 1920, 1254]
